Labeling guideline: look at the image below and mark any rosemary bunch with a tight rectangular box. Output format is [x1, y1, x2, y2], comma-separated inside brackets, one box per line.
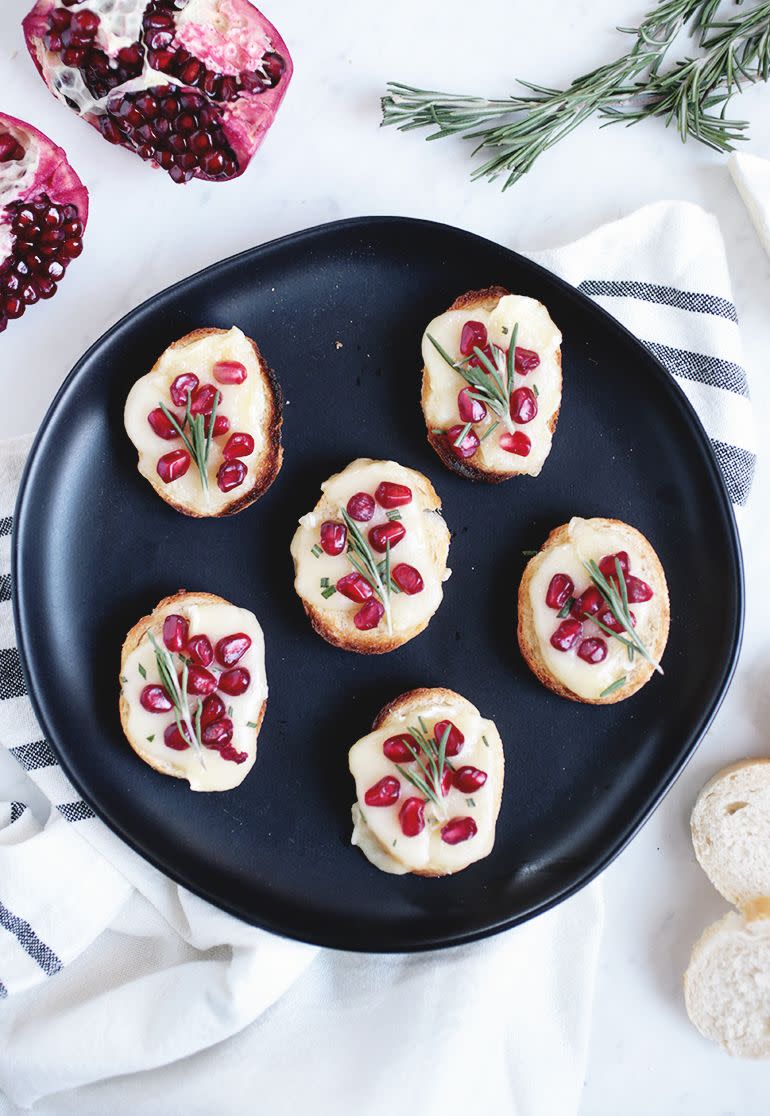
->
[340, 507, 394, 634]
[149, 633, 206, 764]
[159, 387, 220, 493]
[427, 330, 517, 434]
[582, 558, 663, 675]
[395, 720, 452, 813]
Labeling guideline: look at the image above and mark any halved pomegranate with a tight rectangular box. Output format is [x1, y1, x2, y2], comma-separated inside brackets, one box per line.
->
[23, 0, 293, 184]
[0, 113, 88, 334]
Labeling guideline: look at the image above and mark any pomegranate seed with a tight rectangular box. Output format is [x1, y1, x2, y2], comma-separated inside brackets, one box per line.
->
[364, 775, 400, 807]
[453, 766, 488, 793]
[139, 684, 173, 713]
[441, 817, 478, 845]
[320, 520, 347, 556]
[222, 432, 254, 459]
[163, 614, 188, 651]
[446, 424, 480, 459]
[626, 575, 653, 603]
[550, 619, 583, 651]
[499, 431, 531, 456]
[202, 718, 234, 748]
[346, 492, 375, 521]
[368, 521, 406, 553]
[147, 407, 180, 439]
[514, 347, 540, 373]
[157, 449, 190, 483]
[598, 551, 630, 580]
[215, 632, 252, 667]
[572, 587, 603, 618]
[434, 766, 452, 797]
[546, 573, 574, 610]
[399, 797, 425, 837]
[190, 383, 219, 415]
[354, 599, 385, 630]
[434, 720, 464, 757]
[337, 572, 373, 603]
[383, 735, 417, 763]
[219, 743, 248, 764]
[71, 10, 99, 34]
[510, 386, 538, 424]
[207, 413, 230, 437]
[374, 481, 412, 508]
[457, 387, 487, 424]
[218, 668, 250, 696]
[598, 608, 635, 634]
[217, 460, 247, 493]
[187, 634, 213, 667]
[460, 319, 487, 356]
[577, 638, 608, 664]
[169, 372, 199, 407]
[164, 723, 190, 751]
[185, 666, 217, 696]
[201, 694, 225, 726]
[392, 563, 424, 595]
[213, 360, 247, 384]
[468, 342, 496, 371]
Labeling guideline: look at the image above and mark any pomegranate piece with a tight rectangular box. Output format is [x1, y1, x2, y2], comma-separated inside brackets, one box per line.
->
[218, 742, 248, 764]
[157, 448, 190, 483]
[392, 563, 424, 595]
[514, 347, 540, 374]
[626, 575, 653, 603]
[452, 766, 488, 793]
[202, 718, 234, 748]
[164, 723, 190, 751]
[598, 551, 630, 580]
[190, 383, 219, 415]
[460, 319, 487, 356]
[223, 432, 255, 459]
[383, 734, 417, 763]
[320, 520, 347, 556]
[546, 573, 574, 610]
[147, 407, 180, 440]
[217, 459, 247, 493]
[336, 572, 373, 603]
[201, 693, 225, 726]
[364, 775, 400, 808]
[577, 637, 608, 664]
[499, 431, 531, 456]
[571, 587, 603, 619]
[186, 634, 213, 667]
[368, 521, 406, 553]
[185, 665, 217, 696]
[598, 608, 635, 634]
[457, 388, 487, 424]
[346, 492, 375, 522]
[163, 613, 188, 652]
[0, 113, 88, 335]
[215, 632, 252, 667]
[207, 413, 230, 437]
[435, 766, 452, 798]
[550, 619, 583, 651]
[446, 424, 480, 460]
[139, 684, 172, 713]
[434, 720, 464, 758]
[468, 342, 496, 371]
[169, 372, 198, 407]
[213, 360, 247, 384]
[510, 386, 538, 424]
[374, 481, 412, 509]
[354, 599, 385, 631]
[23, 0, 293, 184]
[399, 797, 426, 837]
[218, 667, 250, 696]
[441, 817, 478, 845]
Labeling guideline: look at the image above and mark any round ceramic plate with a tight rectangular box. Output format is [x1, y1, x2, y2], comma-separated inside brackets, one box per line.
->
[13, 217, 743, 951]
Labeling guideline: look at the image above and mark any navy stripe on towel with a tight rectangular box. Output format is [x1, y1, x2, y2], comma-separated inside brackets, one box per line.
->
[644, 340, 749, 397]
[9, 801, 26, 824]
[578, 280, 738, 322]
[0, 648, 27, 702]
[10, 739, 57, 772]
[0, 898, 62, 976]
[57, 800, 96, 822]
[0, 517, 12, 538]
[710, 440, 756, 507]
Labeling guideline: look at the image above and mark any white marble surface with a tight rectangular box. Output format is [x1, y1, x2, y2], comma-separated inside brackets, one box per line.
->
[1, 0, 770, 1111]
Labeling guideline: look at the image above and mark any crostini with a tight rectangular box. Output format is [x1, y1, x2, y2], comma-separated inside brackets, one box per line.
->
[348, 688, 505, 876]
[119, 591, 267, 792]
[290, 458, 450, 654]
[124, 326, 282, 517]
[518, 517, 669, 704]
[421, 286, 562, 482]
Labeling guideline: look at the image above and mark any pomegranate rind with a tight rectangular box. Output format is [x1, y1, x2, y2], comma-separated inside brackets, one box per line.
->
[0, 111, 89, 229]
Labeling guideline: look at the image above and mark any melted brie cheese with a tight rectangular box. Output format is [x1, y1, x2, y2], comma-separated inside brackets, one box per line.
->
[124, 327, 270, 516]
[349, 693, 504, 876]
[421, 294, 562, 476]
[528, 517, 664, 701]
[121, 598, 267, 791]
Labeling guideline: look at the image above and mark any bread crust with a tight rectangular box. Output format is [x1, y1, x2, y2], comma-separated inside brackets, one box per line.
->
[134, 328, 283, 518]
[422, 286, 561, 483]
[119, 589, 266, 780]
[517, 518, 670, 704]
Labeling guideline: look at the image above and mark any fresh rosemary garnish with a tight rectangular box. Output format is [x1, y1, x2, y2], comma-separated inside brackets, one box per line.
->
[396, 723, 452, 813]
[321, 585, 337, 599]
[557, 596, 575, 619]
[482, 734, 490, 748]
[479, 420, 500, 442]
[148, 632, 206, 765]
[466, 797, 476, 807]
[246, 721, 258, 728]
[427, 334, 518, 431]
[340, 507, 394, 635]
[311, 544, 323, 558]
[146, 734, 155, 743]
[583, 557, 663, 674]
[386, 509, 402, 521]
[159, 387, 221, 494]
[600, 677, 628, 698]
[521, 549, 538, 557]
[138, 663, 146, 680]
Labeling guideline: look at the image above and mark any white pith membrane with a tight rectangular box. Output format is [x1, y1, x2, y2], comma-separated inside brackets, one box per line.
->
[348, 692, 504, 876]
[290, 459, 450, 642]
[121, 598, 267, 791]
[421, 294, 562, 476]
[0, 123, 38, 263]
[528, 517, 664, 701]
[124, 326, 269, 515]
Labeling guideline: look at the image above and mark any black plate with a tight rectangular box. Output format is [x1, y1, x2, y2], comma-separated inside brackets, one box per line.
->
[13, 217, 743, 951]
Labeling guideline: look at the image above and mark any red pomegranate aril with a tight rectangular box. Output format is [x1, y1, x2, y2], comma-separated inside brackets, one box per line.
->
[215, 633, 252, 667]
[213, 360, 247, 384]
[514, 347, 540, 374]
[202, 718, 234, 748]
[468, 342, 496, 371]
[571, 587, 603, 619]
[157, 449, 190, 483]
[598, 551, 630, 580]
[364, 775, 400, 808]
[510, 386, 538, 424]
[201, 693, 225, 726]
[453, 766, 488, 793]
[217, 459, 247, 493]
[169, 372, 199, 407]
[223, 432, 254, 459]
[546, 573, 574, 610]
[147, 407, 180, 440]
[320, 520, 347, 556]
[190, 383, 219, 415]
[218, 668, 250, 696]
[354, 599, 385, 631]
[164, 723, 190, 751]
[550, 619, 583, 651]
[499, 431, 532, 456]
[392, 563, 424, 595]
[139, 684, 173, 714]
[434, 720, 464, 757]
[346, 492, 375, 522]
[207, 414, 230, 437]
[399, 797, 426, 837]
[598, 608, 635, 633]
[374, 481, 412, 509]
[187, 634, 213, 668]
[446, 424, 480, 459]
[163, 614, 188, 652]
[368, 521, 406, 553]
[441, 817, 478, 845]
[336, 572, 373, 603]
[626, 575, 654, 603]
[460, 319, 487, 356]
[185, 665, 217, 696]
[383, 735, 417, 763]
[577, 638, 608, 664]
[457, 387, 487, 424]
[436, 766, 453, 797]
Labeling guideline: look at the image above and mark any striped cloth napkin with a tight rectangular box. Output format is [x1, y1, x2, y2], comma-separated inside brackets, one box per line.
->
[0, 201, 755, 1114]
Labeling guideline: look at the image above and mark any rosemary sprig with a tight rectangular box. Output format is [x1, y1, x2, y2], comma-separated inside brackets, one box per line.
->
[396, 723, 452, 813]
[427, 333, 515, 430]
[159, 387, 221, 493]
[583, 558, 663, 675]
[601, 677, 628, 698]
[148, 633, 206, 764]
[340, 507, 393, 635]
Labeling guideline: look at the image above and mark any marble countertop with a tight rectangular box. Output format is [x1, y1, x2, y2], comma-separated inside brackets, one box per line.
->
[2, 0, 770, 1110]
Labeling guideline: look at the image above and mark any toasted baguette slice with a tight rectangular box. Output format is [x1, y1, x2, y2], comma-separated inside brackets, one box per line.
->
[124, 326, 282, 517]
[290, 458, 450, 654]
[119, 590, 267, 792]
[421, 286, 562, 482]
[518, 516, 669, 704]
[685, 903, 770, 1058]
[691, 760, 770, 906]
[348, 687, 505, 877]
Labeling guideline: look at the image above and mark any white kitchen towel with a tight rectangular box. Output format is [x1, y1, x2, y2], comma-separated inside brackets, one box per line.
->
[0, 200, 754, 1115]
[729, 151, 770, 262]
